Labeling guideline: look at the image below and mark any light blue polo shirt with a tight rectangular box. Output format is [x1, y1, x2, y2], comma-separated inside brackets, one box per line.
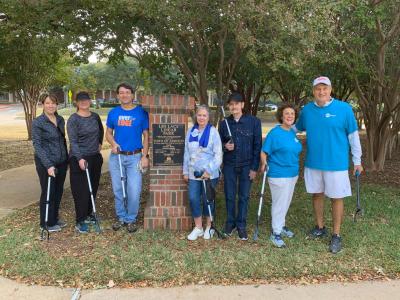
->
[106, 105, 149, 151]
[262, 125, 302, 178]
[296, 99, 358, 171]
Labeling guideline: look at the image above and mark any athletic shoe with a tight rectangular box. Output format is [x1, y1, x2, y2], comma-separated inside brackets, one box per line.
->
[56, 220, 67, 228]
[237, 228, 248, 241]
[187, 227, 204, 241]
[203, 226, 215, 240]
[40, 224, 61, 232]
[329, 234, 342, 254]
[281, 226, 294, 238]
[112, 221, 126, 231]
[126, 222, 138, 233]
[270, 233, 286, 248]
[308, 226, 327, 239]
[222, 223, 236, 237]
[84, 215, 96, 224]
[75, 222, 89, 234]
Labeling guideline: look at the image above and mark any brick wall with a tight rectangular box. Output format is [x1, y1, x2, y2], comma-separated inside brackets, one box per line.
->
[140, 95, 195, 230]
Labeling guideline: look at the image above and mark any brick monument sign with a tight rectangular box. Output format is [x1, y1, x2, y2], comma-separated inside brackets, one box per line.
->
[140, 95, 195, 230]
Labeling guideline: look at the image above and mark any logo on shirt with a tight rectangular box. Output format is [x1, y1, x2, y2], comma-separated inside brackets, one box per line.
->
[191, 128, 199, 137]
[325, 113, 336, 118]
[118, 116, 135, 126]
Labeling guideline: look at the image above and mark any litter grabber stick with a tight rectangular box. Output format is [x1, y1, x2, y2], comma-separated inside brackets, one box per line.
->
[41, 168, 57, 241]
[202, 179, 225, 240]
[220, 106, 233, 144]
[117, 148, 128, 211]
[253, 170, 268, 241]
[353, 170, 363, 222]
[84, 161, 102, 233]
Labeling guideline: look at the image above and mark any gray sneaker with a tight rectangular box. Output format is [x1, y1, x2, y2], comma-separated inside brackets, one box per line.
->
[308, 226, 327, 239]
[329, 234, 342, 254]
[281, 226, 294, 238]
[41, 224, 61, 232]
[57, 220, 67, 228]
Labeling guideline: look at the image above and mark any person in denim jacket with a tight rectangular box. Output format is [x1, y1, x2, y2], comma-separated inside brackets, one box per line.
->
[183, 105, 222, 241]
[218, 92, 262, 240]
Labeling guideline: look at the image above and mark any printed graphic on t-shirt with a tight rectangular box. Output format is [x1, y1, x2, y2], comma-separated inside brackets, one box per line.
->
[118, 116, 136, 127]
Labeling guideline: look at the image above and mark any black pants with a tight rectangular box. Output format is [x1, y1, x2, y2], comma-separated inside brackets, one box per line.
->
[69, 153, 103, 223]
[35, 157, 68, 227]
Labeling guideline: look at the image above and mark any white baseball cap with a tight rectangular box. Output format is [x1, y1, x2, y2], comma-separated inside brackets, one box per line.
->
[313, 76, 331, 87]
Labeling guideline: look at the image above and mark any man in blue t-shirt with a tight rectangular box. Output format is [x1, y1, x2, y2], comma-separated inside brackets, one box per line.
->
[295, 76, 363, 254]
[106, 83, 149, 233]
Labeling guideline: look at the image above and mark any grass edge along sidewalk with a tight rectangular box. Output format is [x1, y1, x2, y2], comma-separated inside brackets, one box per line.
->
[0, 176, 399, 289]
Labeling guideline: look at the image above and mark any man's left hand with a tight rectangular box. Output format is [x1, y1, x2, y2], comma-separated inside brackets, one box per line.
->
[353, 165, 364, 176]
[249, 170, 257, 180]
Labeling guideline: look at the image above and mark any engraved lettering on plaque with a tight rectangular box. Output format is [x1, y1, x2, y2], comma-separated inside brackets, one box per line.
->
[152, 124, 185, 166]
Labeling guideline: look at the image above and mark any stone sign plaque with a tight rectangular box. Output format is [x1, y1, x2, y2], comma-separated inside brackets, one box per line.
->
[152, 123, 185, 166]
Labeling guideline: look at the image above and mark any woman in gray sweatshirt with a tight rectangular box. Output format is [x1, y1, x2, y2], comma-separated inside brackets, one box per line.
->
[67, 91, 104, 233]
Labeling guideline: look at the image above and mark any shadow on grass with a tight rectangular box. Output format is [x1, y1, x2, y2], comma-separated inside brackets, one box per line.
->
[0, 174, 399, 288]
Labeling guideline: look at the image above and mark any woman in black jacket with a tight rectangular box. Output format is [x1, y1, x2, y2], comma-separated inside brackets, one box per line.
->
[67, 91, 104, 233]
[32, 94, 68, 232]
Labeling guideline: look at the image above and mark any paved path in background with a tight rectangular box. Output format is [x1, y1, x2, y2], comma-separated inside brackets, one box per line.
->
[0, 149, 110, 219]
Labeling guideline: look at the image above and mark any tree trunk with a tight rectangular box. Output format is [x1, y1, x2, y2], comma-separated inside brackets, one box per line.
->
[365, 125, 392, 171]
[18, 90, 40, 141]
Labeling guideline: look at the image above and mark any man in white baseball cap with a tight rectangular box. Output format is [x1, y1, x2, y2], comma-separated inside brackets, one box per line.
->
[295, 76, 363, 254]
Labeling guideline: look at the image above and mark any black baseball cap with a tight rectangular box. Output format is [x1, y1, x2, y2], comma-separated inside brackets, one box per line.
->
[76, 91, 91, 101]
[227, 92, 244, 103]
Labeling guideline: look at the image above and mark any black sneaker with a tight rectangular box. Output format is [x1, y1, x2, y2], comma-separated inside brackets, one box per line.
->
[112, 221, 126, 231]
[237, 228, 248, 241]
[308, 226, 327, 239]
[329, 234, 342, 254]
[126, 222, 138, 233]
[223, 223, 236, 237]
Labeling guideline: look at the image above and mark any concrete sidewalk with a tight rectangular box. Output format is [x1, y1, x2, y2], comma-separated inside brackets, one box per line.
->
[1, 276, 400, 300]
[0, 149, 111, 219]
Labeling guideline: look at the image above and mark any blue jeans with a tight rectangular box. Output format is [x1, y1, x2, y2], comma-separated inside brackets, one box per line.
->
[223, 165, 252, 230]
[109, 153, 142, 223]
[188, 178, 218, 218]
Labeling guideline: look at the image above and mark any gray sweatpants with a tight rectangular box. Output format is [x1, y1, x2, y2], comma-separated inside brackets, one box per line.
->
[268, 176, 298, 235]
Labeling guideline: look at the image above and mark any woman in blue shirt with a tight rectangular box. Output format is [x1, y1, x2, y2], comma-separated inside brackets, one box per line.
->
[260, 103, 302, 248]
[183, 105, 222, 241]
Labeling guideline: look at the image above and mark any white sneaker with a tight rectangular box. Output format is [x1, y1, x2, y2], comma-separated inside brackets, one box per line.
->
[203, 226, 215, 240]
[187, 227, 204, 241]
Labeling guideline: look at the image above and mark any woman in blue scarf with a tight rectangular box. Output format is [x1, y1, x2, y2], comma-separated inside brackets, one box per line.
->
[183, 105, 223, 241]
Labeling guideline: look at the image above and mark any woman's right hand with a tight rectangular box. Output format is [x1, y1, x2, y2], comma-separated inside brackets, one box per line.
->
[259, 163, 266, 173]
[47, 166, 56, 177]
[183, 175, 189, 182]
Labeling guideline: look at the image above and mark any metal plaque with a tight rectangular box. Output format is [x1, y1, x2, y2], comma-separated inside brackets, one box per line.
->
[152, 124, 185, 166]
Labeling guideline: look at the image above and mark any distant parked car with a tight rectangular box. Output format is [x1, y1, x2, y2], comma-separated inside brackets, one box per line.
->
[265, 103, 278, 111]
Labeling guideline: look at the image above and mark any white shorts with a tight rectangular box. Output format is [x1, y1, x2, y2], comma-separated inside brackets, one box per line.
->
[304, 167, 351, 199]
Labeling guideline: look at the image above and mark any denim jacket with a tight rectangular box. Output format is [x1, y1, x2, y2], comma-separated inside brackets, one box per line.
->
[218, 114, 262, 171]
[32, 113, 68, 169]
[183, 125, 223, 180]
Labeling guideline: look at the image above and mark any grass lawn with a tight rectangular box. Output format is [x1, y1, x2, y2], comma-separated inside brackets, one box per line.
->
[0, 174, 398, 288]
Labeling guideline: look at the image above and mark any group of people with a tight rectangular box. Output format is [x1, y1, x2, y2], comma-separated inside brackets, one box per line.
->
[32, 76, 362, 254]
[32, 83, 149, 234]
[184, 76, 363, 254]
